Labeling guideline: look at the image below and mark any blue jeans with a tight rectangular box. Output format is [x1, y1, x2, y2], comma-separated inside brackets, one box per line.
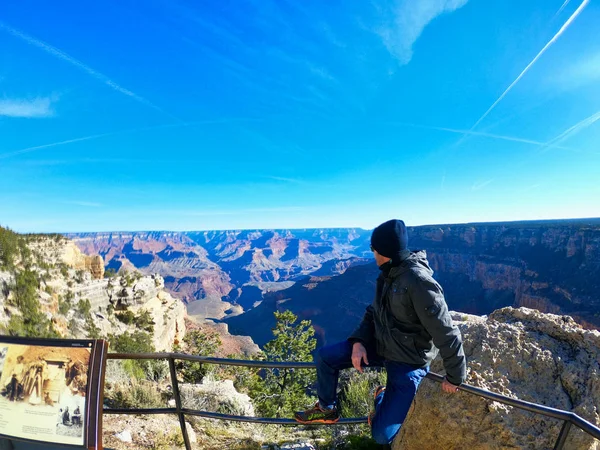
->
[316, 340, 428, 445]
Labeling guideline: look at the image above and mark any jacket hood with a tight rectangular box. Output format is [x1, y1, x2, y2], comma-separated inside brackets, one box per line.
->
[389, 250, 433, 278]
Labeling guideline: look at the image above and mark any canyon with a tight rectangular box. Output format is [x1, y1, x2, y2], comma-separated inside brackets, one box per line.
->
[68, 219, 600, 346]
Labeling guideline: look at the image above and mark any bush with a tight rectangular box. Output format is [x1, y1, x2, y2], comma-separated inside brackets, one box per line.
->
[115, 310, 135, 325]
[2, 269, 59, 338]
[74, 269, 86, 283]
[174, 328, 222, 383]
[104, 268, 116, 278]
[338, 369, 387, 418]
[135, 309, 155, 333]
[77, 298, 92, 316]
[85, 317, 102, 339]
[58, 296, 71, 315]
[105, 379, 164, 409]
[108, 331, 156, 380]
[0, 226, 19, 269]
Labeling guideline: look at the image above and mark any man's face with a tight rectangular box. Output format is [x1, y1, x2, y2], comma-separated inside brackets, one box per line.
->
[371, 247, 390, 267]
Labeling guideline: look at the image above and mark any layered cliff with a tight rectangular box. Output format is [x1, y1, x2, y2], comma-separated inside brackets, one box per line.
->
[68, 229, 372, 320]
[409, 219, 600, 328]
[0, 227, 186, 351]
[69, 219, 600, 329]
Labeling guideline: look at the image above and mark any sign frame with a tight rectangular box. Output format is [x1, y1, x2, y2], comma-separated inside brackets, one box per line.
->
[0, 336, 108, 450]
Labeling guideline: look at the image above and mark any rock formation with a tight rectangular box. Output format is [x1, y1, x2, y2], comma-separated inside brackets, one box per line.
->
[67, 229, 372, 320]
[394, 307, 600, 450]
[68, 219, 600, 330]
[29, 240, 105, 279]
[0, 231, 186, 351]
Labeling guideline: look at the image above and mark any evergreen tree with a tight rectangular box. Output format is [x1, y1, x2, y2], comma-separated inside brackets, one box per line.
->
[174, 328, 222, 383]
[251, 310, 317, 418]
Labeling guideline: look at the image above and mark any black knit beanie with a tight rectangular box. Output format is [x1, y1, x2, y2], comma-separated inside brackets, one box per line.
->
[371, 219, 409, 260]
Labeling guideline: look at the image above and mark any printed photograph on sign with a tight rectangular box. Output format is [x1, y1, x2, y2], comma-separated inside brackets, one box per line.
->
[0, 344, 91, 445]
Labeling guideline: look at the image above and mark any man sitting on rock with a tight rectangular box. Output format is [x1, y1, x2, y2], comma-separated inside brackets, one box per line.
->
[295, 219, 467, 446]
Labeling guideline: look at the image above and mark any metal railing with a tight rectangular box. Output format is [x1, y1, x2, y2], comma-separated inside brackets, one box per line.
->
[104, 353, 600, 450]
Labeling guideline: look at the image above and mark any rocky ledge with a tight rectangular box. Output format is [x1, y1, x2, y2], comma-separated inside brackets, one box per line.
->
[395, 307, 600, 450]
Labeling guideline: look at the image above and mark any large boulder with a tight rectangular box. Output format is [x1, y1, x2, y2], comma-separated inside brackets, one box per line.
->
[395, 307, 600, 450]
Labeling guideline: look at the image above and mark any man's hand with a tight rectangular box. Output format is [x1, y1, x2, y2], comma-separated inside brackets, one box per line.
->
[441, 378, 460, 393]
[351, 342, 369, 373]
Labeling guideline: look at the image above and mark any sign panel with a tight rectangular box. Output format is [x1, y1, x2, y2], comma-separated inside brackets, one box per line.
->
[0, 337, 107, 449]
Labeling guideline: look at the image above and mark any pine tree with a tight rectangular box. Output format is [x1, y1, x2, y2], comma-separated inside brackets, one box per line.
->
[251, 310, 317, 418]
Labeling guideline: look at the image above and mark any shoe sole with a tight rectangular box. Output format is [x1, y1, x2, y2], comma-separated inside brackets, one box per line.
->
[294, 417, 340, 424]
[373, 386, 386, 400]
[369, 386, 386, 426]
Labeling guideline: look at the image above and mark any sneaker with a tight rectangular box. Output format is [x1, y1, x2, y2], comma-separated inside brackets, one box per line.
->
[373, 385, 386, 400]
[368, 385, 386, 426]
[294, 402, 341, 424]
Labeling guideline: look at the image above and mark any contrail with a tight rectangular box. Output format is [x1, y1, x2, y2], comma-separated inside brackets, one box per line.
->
[554, 0, 572, 18]
[454, 0, 590, 148]
[540, 110, 600, 153]
[390, 121, 578, 151]
[0, 133, 117, 159]
[0, 20, 168, 116]
[0, 118, 267, 159]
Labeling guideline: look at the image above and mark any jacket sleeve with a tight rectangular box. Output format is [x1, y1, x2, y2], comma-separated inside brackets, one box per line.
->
[409, 274, 466, 386]
[348, 305, 375, 348]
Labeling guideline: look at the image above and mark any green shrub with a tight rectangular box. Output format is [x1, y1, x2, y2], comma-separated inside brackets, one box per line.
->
[85, 317, 102, 339]
[135, 309, 155, 332]
[58, 296, 71, 315]
[174, 328, 222, 383]
[338, 369, 387, 418]
[115, 310, 135, 325]
[77, 298, 91, 316]
[105, 379, 163, 409]
[0, 226, 20, 269]
[2, 269, 58, 338]
[108, 331, 156, 380]
[74, 269, 85, 283]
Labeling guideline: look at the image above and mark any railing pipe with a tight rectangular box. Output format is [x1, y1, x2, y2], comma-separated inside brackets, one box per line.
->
[105, 352, 600, 447]
[553, 420, 572, 450]
[168, 356, 192, 450]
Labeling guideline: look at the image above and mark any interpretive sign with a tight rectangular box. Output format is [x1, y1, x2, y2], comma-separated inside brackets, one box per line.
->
[0, 336, 107, 449]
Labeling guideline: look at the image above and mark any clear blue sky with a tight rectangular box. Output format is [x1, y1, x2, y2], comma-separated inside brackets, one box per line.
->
[1, 0, 599, 232]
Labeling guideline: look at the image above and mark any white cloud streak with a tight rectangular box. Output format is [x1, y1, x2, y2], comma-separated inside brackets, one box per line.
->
[0, 133, 116, 159]
[0, 97, 54, 118]
[376, 0, 469, 65]
[0, 20, 167, 115]
[541, 110, 600, 152]
[471, 179, 494, 191]
[0, 118, 267, 160]
[465, 0, 590, 133]
[265, 176, 305, 184]
[391, 121, 582, 151]
[554, 0, 572, 18]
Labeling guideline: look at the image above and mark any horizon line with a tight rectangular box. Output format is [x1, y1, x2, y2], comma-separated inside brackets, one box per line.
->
[7, 216, 600, 235]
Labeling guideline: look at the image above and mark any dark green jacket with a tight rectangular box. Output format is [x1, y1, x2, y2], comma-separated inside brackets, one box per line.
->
[349, 250, 466, 385]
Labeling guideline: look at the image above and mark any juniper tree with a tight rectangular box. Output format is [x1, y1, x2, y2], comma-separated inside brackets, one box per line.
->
[251, 310, 317, 418]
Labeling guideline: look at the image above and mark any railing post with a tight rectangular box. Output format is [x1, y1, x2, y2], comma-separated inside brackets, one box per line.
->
[553, 420, 572, 450]
[168, 355, 192, 450]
